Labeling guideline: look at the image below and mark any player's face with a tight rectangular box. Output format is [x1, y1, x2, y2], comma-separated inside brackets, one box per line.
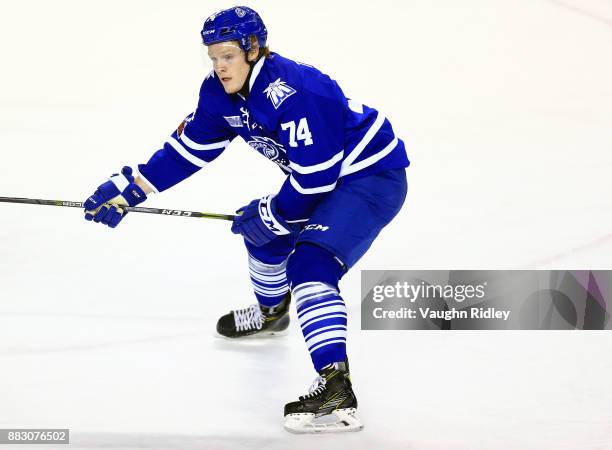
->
[207, 42, 250, 94]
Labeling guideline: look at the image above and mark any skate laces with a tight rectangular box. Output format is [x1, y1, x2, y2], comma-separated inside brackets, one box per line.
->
[299, 375, 327, 401]
[233, 304, 265, 331]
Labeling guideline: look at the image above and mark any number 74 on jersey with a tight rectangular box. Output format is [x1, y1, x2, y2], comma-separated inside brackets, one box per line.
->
[281, 118, 313, 147]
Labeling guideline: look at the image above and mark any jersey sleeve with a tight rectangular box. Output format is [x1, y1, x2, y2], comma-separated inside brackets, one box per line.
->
[137, 78, 237, 192]
[275, 90, 344, 221]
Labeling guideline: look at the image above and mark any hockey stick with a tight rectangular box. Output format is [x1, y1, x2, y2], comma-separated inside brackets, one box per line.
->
[0, 196, 235, 221]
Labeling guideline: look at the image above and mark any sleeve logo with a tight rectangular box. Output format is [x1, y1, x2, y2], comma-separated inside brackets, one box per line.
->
[263, 78, 296, 110]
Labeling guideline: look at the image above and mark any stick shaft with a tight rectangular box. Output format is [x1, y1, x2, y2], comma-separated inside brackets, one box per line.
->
[0, 196, 235, 221]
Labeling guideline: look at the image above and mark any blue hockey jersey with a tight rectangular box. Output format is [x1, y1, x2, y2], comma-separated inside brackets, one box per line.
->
[138, 52, 410, 221]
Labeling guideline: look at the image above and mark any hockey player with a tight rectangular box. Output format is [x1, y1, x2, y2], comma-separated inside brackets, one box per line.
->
[83, 6, 409, 433]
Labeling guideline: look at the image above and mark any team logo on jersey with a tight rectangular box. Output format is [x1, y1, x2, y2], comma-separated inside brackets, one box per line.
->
[223, 116, 243, 128]
[248, 136, 290, 170]
[247, 136, 284, 160]
[235, 7, 246, 17]
[263, 78, 296, 110]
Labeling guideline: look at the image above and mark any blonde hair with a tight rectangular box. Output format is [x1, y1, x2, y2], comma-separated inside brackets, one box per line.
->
[249, 35, 271, 58]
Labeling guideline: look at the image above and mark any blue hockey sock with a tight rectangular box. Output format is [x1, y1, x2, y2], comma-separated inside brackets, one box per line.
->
[248, 254, 289, 307]
[293, 281, 347, 371]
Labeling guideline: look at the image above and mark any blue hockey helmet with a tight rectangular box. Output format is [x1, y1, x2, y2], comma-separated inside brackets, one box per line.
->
[201, 6, 267, 52]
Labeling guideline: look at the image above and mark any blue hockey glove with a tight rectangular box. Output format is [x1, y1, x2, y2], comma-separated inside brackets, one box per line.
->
[231, 195, 298, 246]
[83, 166, 147, 228]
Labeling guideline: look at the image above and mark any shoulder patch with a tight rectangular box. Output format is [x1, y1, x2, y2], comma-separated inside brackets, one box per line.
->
[263, 78, 296, 110]
[177, 112, 195, 136]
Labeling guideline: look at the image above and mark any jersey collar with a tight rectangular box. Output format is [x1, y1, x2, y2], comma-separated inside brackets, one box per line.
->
[248, 56, 266, 92]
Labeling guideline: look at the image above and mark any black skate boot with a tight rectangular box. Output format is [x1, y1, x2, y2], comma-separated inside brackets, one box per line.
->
[283, 358, 363, 433]
[216, 292, 291, 338]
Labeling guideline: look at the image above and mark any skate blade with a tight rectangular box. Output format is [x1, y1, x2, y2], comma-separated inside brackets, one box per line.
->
[214, 328, 289, 339]
[283, 408, 364, 434]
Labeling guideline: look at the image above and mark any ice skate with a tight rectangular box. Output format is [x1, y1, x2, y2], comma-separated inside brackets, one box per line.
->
[284, 359, 363, 433]
[216, 292, 290, 338]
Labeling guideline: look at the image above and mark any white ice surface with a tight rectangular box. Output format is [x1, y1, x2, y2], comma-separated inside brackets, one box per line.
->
[1, 1, 612, 449]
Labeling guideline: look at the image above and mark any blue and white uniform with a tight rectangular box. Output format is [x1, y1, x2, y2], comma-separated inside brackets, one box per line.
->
[138, 53, 409, 217]
[138, 52, 410, 370]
